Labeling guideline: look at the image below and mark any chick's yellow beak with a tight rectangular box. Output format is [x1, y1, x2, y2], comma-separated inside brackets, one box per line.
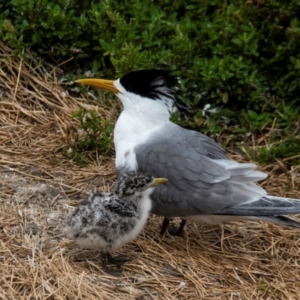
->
[150, 178, 168, 187]
[76, 78, 119, 94]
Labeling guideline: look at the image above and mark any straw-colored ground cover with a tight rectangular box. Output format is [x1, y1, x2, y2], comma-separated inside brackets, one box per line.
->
[0, 42, 300, 300]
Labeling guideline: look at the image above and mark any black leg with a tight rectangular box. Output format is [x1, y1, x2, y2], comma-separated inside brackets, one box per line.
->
[161, 218, 187, 236]
[160, 217, 170, 235]
[176, 219, 187, 235]
[101, 251, 108, 269]
[106, 252, 115, 264]
[101, 252, 123, 276]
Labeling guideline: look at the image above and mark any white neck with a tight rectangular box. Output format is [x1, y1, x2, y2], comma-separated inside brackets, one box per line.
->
[113, 79, 172, 171]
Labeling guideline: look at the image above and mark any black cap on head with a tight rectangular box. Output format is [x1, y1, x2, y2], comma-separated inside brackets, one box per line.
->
[119, 69, 177, 100]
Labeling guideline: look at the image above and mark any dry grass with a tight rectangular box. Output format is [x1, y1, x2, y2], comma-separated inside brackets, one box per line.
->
[0, 42, 300, 300]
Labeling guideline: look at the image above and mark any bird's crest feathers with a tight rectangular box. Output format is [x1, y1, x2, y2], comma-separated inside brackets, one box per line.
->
[120, 69, 177, 101]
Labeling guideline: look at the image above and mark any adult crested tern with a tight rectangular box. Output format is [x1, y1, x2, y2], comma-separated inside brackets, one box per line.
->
[77, 69, 300, 235]
[66, 171, 167, 274]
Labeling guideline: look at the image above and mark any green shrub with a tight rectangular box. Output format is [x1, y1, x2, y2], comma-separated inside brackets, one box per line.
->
[63, 108, 114, 165]
[254, 136, 300, 166]
[1, 0, 299, 162]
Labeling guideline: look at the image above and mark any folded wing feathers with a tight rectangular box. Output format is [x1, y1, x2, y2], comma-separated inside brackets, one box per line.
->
[214, 159, 268, 182]
[213, 159, 267, 204]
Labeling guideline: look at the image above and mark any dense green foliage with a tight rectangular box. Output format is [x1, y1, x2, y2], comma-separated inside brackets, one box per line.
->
[1, 0, 299, 164]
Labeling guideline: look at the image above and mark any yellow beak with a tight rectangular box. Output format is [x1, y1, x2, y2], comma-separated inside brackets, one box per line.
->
[76, 78, 119, 94]
[150, 177, 168, 187]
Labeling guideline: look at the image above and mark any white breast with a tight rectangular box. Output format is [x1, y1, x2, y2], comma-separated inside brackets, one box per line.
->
[110, 190, 153, 251]
[114, 110, 166, 172]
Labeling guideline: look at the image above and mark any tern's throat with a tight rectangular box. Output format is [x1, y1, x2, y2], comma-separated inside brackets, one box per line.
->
[114, 89, 171, 141]
[114, 109, 168, 145]
[114, 108, 169, 172]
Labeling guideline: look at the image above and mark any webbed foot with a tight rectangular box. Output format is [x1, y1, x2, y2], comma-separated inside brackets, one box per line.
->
[103, 267, 123, 277]
[106, 253, 131, 267]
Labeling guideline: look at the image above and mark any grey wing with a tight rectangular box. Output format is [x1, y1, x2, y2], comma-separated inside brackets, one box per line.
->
[220, 195, 300, 216]
[134, 123, 267, 218]
[187, 130, 228, 160]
